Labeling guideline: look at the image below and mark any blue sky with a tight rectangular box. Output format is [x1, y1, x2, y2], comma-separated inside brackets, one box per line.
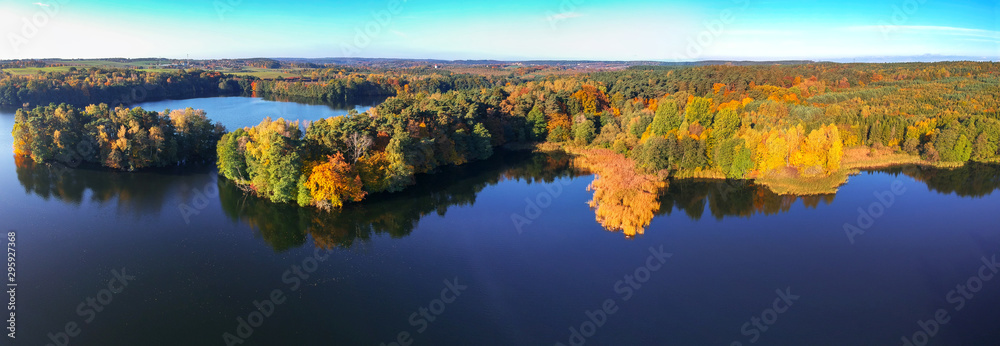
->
[0, 0, 997, 60]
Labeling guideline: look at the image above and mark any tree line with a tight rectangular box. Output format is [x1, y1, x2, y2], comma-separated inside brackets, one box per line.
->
[0, 68, 250, 108]
[10, 61, 1000, 211]
[214, 61, 1000, 211]
[13, 104, 225, 171]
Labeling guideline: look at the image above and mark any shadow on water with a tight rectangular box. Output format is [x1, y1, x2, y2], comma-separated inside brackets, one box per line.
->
[655, 163, 1000, 223]
[657, 179, 837, 221]
[14, 155, 217, 216]
[869, 162, 1000, 198]
[15, 147, 1000, 249]
[217, 149, 582, 252]
[258, 94, 389, 110]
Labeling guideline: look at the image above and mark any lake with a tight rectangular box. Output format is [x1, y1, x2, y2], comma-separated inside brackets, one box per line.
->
[3, 97, 1000, 345]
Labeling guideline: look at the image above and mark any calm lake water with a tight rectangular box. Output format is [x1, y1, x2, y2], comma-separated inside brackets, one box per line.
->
[3, 97, 1000, 345]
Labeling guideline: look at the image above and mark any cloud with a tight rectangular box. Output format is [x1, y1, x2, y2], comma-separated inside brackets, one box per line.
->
[845, 25, 1000, 39]
[727, 29, 802, 36]
[546, 12, 583, 22]
[390, 30, 409, 38]
[33, 2, 50, 7]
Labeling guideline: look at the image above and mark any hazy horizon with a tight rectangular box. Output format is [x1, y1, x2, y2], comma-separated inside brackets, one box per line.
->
[1, 0, 998, 61]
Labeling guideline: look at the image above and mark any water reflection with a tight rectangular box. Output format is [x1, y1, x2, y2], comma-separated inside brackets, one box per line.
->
[16, 148, 1000, 248]
[571, 150, 666, 238]
[872, 163, 1000, 198]
[218, 150, 581, 251]
[258, 94, 388, 111]
[657, 179, 836, 221]
[14, 155, 216, 217]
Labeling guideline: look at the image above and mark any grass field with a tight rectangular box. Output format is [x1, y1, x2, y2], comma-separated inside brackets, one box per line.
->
[2, 66, 78, 75]
[62, 59, 165, 68]
[221, 68, 309, 79]
[1, 60, 310, 79]
[2, 66, 178, 75]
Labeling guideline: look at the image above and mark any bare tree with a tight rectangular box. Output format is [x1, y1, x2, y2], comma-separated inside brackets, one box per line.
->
[346, 132, 373, 163]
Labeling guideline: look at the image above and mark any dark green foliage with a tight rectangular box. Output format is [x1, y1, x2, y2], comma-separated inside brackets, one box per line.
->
[628, 113, 653, 138]
[970, 119, 1000, 162]
[527, 105, 548, 141]
[634, 136, 671, 172]
[935, 124, 972, 162]
[0, 68, 247, 108]
[714, 137, 743, 174]
[471, 123, 494, 160]
[680, 137, 708, 170]
[574, 118, 596, 145]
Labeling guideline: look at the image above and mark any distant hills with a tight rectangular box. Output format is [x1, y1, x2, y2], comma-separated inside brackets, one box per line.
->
[825, 54, 999, 63]
[3, 56, 995, 71]
[271, 57, 817, 67]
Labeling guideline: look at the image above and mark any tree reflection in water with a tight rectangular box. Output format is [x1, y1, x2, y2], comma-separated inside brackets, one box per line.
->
[571, 149, 666, 238]
[218, 150, 581, 251]
[16, 149, 1000, 249]
[14, 155, 216, 218]
[872, 163, 1000, 198]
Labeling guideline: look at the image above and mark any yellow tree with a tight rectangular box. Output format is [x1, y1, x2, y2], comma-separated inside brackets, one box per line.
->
[305, 153, 366, 210]
[791, 128, 827, 176]
[826, 125, 843, 173]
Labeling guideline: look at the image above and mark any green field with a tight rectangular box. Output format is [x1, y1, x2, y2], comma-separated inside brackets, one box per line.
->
[1, 60, 311, 79]
[221, 67, 310, 79]
[2, 66, 176, 75]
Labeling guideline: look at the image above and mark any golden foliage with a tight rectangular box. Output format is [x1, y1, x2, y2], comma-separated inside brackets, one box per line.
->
[305, 153, 366, 210]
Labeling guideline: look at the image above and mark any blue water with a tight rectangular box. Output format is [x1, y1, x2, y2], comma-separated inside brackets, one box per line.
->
[2, 98, 1000, 345]
[135, 96, 382, 131]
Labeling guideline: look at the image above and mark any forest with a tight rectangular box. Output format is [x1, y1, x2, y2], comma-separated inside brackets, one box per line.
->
[12, 104, 225, 171]
[8, 61, 1000, 220]
[0, 68, 250, 107]
[214, 61, 1000, 217]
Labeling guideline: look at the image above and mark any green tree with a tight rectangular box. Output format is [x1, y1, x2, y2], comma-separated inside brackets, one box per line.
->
[711, 108, 740, 139]
[471, 123, 493, 160]
[628, 113, 653, 138]
[217, 129, 248, 182]
[384, 127, 415, 192]
[574, 118, 596, 145]
[684, 97, 713, 127]
[649, 100, 681, 136]
[714, 137, 742, 174]
[680, 137, 708, 170]
[526, 105, 548, 141]
[954, 134, 973, 162]
[972, 133, 998, 162]
[935, 125, 967, 162]
[729, 143, 754, 179]
[634, 136, 670, 172]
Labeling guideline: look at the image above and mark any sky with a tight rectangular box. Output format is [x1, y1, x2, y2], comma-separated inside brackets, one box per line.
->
[0, 0, 997, 61]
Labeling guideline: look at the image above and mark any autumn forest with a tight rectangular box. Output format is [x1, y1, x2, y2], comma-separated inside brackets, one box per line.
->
[8, 61, 1000, 233]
